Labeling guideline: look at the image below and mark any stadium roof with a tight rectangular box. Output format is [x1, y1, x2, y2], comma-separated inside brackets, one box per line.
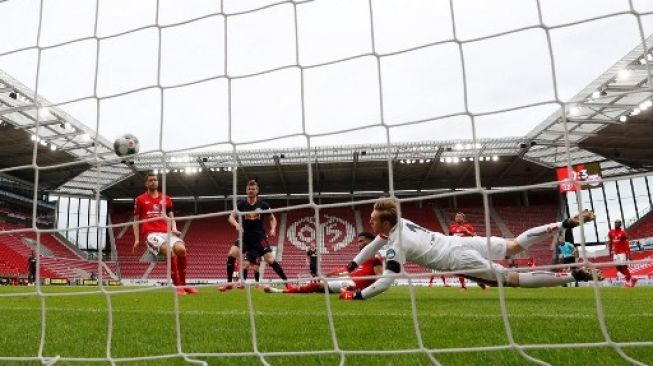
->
[0, 69, 132, 191]
[527, 34, 653, 172]
[1, 37, 652, 199]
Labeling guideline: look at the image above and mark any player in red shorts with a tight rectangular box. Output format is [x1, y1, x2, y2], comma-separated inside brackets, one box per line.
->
[607, 219, 637, 288]
[132, 172, 197, 295]
[264, 232, 382, 294]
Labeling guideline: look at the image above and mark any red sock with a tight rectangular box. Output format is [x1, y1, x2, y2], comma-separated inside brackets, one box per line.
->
[459, 276, 466, 289]
[170, 256, 180, 286]
[441, 276, 447, 285]
[428, 275, 434, 284]
[621, 267, 632, 282]
[178, 255, 187, 286]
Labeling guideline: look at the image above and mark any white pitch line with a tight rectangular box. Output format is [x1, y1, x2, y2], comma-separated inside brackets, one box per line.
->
[0, 306, 652, 319]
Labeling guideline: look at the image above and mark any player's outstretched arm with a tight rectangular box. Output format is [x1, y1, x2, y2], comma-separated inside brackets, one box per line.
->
[340, 268, 396, 300]
[348, 235, 387, 272]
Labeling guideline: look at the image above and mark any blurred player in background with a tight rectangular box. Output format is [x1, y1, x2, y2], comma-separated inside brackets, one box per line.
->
[132, 172, 197, 295]
[306, 241, 318, 278]
[607, 219, 637, 288]
[220, 180, 289, 291]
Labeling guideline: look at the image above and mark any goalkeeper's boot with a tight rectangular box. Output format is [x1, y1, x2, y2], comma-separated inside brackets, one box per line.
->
[562, 209, 596, 229]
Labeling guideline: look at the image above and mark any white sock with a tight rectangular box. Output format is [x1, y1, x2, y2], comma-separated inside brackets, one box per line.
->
[518, 271, 574, 288]
[515, 222, 562, 250]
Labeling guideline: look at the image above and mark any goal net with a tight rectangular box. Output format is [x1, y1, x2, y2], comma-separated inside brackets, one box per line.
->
[0, 0, 652, 365]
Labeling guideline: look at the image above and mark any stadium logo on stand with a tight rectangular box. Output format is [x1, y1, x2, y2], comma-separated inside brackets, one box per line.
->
[286, 214, 355, 254]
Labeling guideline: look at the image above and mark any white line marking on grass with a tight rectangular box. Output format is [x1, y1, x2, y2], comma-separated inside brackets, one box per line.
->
[1, 306, 652, 319]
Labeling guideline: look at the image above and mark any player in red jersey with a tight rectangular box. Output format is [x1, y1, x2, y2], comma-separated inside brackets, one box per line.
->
[607, 219, 637, 287]
[132, 172, 197, 295]
[264, 232, 382, 294]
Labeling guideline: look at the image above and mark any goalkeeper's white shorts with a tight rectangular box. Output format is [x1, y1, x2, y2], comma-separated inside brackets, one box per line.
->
[440, 236, 508, 284]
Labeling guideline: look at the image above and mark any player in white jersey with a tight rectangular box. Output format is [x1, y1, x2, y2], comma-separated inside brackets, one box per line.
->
[339, 198, 601, 301]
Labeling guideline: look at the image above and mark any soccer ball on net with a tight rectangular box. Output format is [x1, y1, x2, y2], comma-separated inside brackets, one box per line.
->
[113, 133, 140, 157]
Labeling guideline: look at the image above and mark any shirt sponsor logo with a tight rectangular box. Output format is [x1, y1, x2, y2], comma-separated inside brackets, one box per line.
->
[245, 213, 261, 220]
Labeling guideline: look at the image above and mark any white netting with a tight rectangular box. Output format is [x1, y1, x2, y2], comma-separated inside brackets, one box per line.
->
[1, 0, 653, 365]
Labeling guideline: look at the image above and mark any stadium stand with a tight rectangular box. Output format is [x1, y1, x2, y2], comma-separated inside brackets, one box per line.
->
[277, 207, 359, 280]
[111, 204, 153, 279]
[0, 219, 117, 281]
[182, 215, 232, 279]
[626, 212, 653, 240]
[494, 204, 560, 264]
[0, 232, 53, 278]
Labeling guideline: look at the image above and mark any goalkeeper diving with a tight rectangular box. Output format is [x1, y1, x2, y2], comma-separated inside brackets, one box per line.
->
[339, 198, 602, 301]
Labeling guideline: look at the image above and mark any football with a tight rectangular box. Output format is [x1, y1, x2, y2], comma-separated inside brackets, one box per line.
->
[113, 133, 140, 157]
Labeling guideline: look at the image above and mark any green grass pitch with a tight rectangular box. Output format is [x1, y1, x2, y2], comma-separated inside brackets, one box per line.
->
[0, 285, 651, 365]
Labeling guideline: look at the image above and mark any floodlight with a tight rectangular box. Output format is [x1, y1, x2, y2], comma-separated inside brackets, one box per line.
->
[617, 69, 631, 81]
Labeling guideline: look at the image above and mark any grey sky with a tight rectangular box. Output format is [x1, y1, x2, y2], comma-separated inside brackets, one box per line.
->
[0, 0, 652, 154]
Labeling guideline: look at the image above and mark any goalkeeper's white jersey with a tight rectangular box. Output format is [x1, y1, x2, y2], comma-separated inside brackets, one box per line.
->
[384, 218, 451, 269]
[357, 218, 508, 299]
[385, 218, 507, 271]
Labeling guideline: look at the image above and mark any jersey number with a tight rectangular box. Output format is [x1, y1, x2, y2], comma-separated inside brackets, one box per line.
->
[406, 222, 429, 233]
